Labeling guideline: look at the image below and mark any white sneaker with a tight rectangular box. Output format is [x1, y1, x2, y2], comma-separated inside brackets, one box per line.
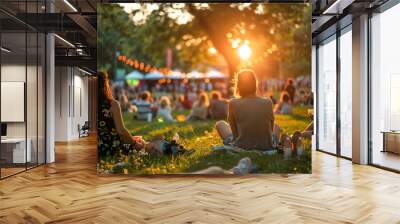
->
[233, 157, 252, 175]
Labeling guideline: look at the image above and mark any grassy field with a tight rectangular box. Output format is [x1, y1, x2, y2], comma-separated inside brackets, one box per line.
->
[98, 106, 312, 174]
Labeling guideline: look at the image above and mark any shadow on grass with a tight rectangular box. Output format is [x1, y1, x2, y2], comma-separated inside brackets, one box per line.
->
[182, 149, 312, 174]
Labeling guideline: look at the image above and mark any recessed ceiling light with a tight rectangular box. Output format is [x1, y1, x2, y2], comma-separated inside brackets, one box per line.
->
[54, 34, 75, 48]
[322, 0, 354, 15]
[1, 47, 11, 53]
[78, 67, 92, 76]
[63, 0, 78, 12]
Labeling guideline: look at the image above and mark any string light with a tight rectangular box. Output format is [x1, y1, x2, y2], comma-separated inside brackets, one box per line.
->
[117, 54, 172, 75]
[117, 52, 268, 77]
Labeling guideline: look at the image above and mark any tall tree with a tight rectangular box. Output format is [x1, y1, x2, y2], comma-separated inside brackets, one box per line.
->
[98, 3, 311, 79]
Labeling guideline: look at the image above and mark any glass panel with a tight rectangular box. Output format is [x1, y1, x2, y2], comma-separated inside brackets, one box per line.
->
[339, 29, 352, 158]
[0, 1, 46, 178]
[1, 30, 27, 177]
[26, 0, 39, 169]
[371, 4, 400, 171]
[38, 32, 45, 165]
[27, 31, 38, 169]
[317, 36, 337, 154]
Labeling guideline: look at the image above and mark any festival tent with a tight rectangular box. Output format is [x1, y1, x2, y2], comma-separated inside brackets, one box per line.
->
[206, 70, 228, 79]
[167, 70, 184, 79]
[186, 70, 205, 79]
[125, 70, 144, 80]
[144, 71, 164, 80]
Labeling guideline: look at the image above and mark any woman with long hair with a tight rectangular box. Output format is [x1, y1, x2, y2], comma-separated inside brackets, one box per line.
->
[157, 96, 175, 122]
[215, 69, 276, 151]
[274, 91, 293, 114]
[186, 91, 209, 121]
[208, 90, 228, 120]
[97, 72, 159, 157]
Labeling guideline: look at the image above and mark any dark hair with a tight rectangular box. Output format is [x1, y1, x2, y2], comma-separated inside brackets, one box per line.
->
[210, 90, 221, 100]
[198, 92, 209, 106]
[234, 69, 257, 97]
[141, 91, 151, 101]
[98, 71, 114, 102]
[280, 91, 290, 103]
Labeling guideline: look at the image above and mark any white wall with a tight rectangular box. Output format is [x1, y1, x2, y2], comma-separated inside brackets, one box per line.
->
[72, 72, 89, 138]
[1, 65, 42, 138]
[55, 66, 70, 141]
[1, 65, 26, 138]
[54, 67, 89, 141]
[1, 63, 46, 164]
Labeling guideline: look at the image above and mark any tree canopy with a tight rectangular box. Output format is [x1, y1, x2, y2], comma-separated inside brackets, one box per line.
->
[98, 3, 311, 79]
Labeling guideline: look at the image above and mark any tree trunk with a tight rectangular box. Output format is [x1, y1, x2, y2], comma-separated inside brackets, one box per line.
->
[188, 5, 240, 80]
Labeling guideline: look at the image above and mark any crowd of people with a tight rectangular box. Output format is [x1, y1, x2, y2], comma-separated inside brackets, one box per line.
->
[110, 76, 312, 123]
[98, 70, 313, 174]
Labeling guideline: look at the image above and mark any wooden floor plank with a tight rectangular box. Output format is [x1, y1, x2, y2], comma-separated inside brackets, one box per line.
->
[0, 136, 399, 223]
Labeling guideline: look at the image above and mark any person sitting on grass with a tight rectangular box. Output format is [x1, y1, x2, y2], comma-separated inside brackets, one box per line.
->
[97, 72, 160, 157]
[157, 96, 175, 122]
[208, 90, 228, 120]
[179, 93, 193, 110]
[215, 69, 277, 152]
[284, 78, 296, 103]
[186, 91, 209, 121]
[274, 91, 293, 115]
[135, 91, 153, 121]
[215, 70, 311, 155]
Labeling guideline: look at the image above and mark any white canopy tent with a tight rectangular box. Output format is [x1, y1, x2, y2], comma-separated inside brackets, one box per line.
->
[144, 71, 164, 80]
[186, 70, 206, 79]
[167, 70, 184, 79]
[134, 69, 227, 80]
[206, 70, 228, 79]
[125, 70, 144, 80]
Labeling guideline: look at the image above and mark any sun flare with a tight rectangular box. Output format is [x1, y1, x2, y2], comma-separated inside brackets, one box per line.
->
[238, 44, 252, 60]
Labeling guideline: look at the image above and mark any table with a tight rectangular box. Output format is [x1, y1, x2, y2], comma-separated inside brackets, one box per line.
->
[382, 131, 400, 154]
[1, 138, 31, 163]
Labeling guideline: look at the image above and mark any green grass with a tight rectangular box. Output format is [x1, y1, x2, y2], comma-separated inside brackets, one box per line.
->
[98, 106, 312, 174]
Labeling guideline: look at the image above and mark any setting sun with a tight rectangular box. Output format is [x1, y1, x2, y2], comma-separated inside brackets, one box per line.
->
[238, 44, 252, 60]
[208, 47, 217, 55]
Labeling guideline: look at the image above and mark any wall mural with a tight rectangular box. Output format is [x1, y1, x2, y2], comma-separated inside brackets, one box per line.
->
[97, 3, 313, 175]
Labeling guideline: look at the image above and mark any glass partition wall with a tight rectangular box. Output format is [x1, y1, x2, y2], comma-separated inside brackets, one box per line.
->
[315, 0, 400, 171]
[317, 35, 337, 154]
[339, 27, 352, 159]
[370, 3, 400, 171]
[316, 26, 353, 159]
[0, 2, 46, 179]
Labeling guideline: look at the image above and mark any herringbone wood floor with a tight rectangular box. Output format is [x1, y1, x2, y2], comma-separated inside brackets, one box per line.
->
[1, 136, 400, 224]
